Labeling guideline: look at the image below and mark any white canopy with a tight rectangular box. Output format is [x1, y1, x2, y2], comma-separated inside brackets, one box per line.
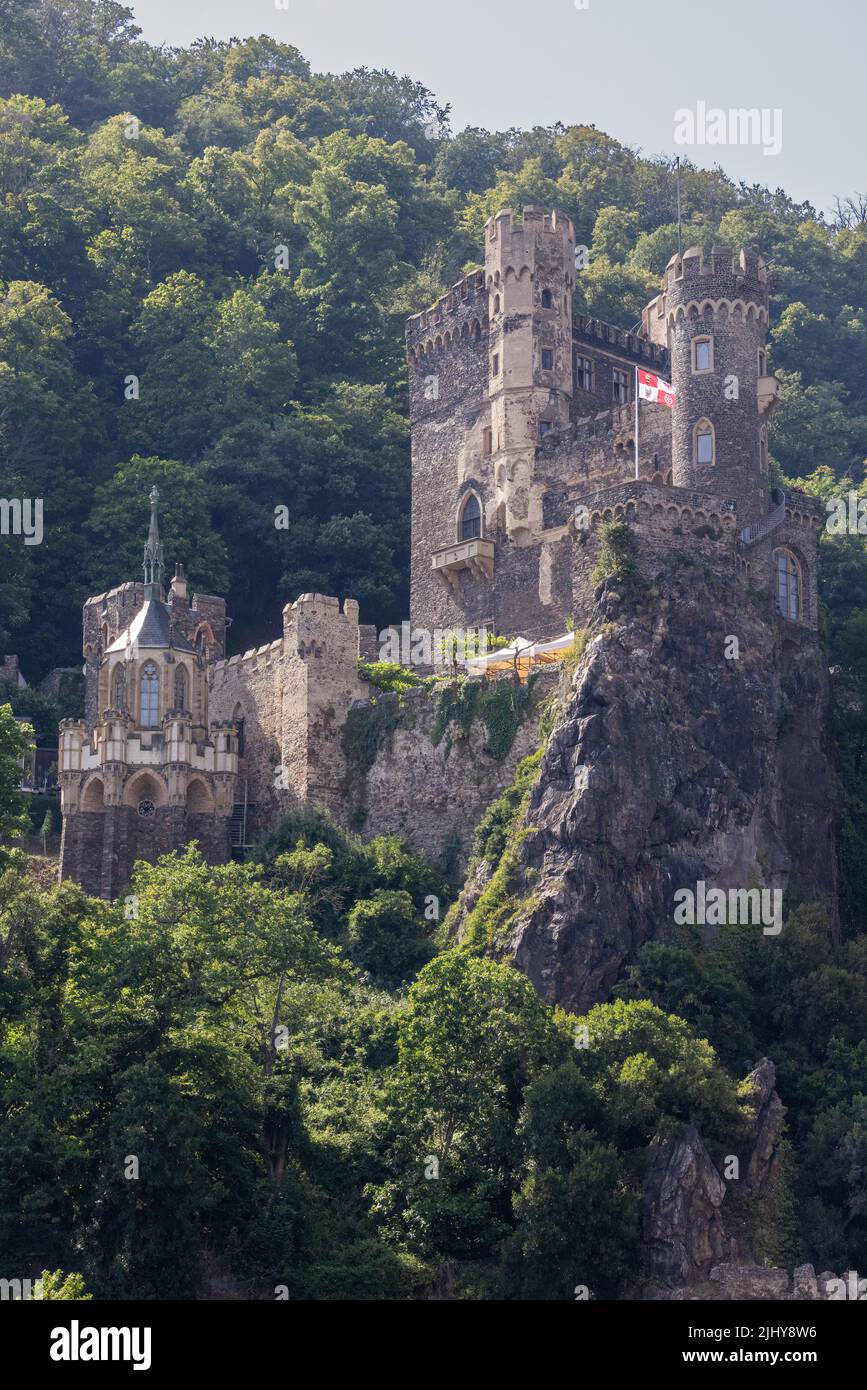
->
[466, 632, 575, 676]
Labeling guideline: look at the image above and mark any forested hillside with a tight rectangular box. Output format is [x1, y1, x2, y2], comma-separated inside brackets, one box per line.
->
[4, 1, 867, 1304]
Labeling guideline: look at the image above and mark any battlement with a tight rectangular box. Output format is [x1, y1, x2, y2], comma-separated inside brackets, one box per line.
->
[644, 245, 770, 335]
[283, 592, 360, 627]
[485, 205, 575, 251]
[573, 314, 670, 370]
[211, 638, 283, 682]
[665, 244, 768, 289]
[406, 270, 486, 350]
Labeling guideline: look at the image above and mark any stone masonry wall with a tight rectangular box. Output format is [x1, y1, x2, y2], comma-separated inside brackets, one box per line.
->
[341, 670, 557, 866]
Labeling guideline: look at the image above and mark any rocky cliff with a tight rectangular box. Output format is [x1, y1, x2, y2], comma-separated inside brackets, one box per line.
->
[456, 555, 837, 1013]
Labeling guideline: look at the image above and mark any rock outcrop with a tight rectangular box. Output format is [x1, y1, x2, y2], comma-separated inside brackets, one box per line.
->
[641, 1126, 732, 1285]
[459, 560, 837, 1013]
[742, 1058, 784, 1195]
[640, 1058, 786, 1291]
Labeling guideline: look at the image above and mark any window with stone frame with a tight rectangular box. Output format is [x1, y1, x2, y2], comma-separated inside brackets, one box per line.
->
[695, 419, 715, 465]
[112, 664, 126, 711]
[174, 665, 187, 711]
[692, 336, 714, 373]
[459, 492, 481, 541]
[774, 549, 801, 622]
[140, 662, 159, 728]
[612, 368, 629, 404]
[574, 353, 594, 392]
[541, 347, 554, 371]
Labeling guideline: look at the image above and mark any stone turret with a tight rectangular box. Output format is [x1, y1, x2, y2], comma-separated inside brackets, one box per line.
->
[279, 594, 366, 805]
[485, 206, 575, 542]
[642, 245, 775, 525]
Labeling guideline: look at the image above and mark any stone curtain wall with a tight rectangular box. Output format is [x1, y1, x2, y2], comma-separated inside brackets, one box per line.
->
[341, 670, 557, 865]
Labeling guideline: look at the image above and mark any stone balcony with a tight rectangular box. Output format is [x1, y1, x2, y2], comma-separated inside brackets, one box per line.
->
[432, 537, 495, 589]
[757, 374, 781, 414]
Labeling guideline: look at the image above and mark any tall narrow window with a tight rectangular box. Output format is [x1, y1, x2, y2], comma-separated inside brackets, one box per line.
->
[541, 288, 553, 309]
[140, 662, 159, 728]
[612, 368, 629, 404]
[174, 666, 187, 711]
[493, 294, 501, 316]
[695, 420, 715, 465]
[482, 427, 492, 456]
[774, 550, 800, 622]
[758, 348, 768, 376]
[459, 493, 481, 541]
[692, 336, 713, 372]
[541, 347, 554, 370]
[575, 354, 594, 392]
[112, 665, 125, 711]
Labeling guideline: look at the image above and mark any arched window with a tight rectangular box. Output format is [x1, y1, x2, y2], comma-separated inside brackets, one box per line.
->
[459, 493, 481, 542]
[759, 427, 769, 473]
[492, 294, 501, 316]
[112, 665, 125, 711]
[541, 288, 553, 309]
[692, 336, 713, 373]
[140, 662, 159, 728]
[774, 550, 801, 622]
[174, 666, 187, 711]
[758, 347, 768, 376]
[694, 419, 715, 465]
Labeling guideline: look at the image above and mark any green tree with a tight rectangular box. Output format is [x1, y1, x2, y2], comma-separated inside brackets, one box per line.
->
[0, 704, 31, 855]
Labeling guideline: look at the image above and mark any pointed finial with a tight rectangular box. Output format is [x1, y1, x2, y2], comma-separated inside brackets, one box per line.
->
[143, 488, 163, 598]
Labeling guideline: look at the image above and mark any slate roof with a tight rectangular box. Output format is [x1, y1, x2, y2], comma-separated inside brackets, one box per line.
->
[105, 599, 196, 655]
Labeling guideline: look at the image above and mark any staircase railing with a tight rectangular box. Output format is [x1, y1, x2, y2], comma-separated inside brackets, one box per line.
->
[739, 495, 786, 546]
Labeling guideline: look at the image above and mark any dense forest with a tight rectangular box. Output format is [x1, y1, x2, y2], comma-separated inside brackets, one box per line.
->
[3, 0, 867, 1301]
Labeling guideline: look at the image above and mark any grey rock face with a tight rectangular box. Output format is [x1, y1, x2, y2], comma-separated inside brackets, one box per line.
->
[469, 561, 836, 1013]
[743, 1058, 785, 1195]
[641, 1125, 731, 1286]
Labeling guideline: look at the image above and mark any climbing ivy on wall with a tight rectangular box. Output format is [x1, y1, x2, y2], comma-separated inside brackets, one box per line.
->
[341, 696, 401, 826]
[431, 676, 538, 762]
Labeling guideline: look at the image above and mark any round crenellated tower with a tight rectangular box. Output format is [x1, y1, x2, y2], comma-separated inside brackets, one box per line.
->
[642, 246, 775, 525]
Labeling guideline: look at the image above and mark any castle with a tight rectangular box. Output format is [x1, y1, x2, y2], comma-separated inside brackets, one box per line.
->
[57, 208, 824, 898]
[406, 207, 822, 642]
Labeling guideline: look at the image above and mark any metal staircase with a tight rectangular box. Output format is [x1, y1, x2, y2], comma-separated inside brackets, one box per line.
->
[229, 782, 255, 855]
[739, 495, 786, 546]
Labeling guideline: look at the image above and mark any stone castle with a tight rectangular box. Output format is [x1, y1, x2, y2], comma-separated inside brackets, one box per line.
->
[407, 207, 822, 641]
[56, 208, 824, 898]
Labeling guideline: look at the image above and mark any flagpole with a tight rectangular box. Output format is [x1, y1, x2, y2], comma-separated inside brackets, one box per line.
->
[675, 155, 682, 256]
[634, 365, 639, 480]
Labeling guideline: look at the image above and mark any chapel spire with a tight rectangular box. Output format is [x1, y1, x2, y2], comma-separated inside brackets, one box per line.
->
[142, 486, 163, 598]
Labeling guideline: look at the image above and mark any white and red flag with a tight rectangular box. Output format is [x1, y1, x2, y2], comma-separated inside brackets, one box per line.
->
[637, 369, 675, 408]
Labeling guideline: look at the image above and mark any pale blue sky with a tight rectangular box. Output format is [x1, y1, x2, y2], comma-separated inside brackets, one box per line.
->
[131, 0, 864, 218]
